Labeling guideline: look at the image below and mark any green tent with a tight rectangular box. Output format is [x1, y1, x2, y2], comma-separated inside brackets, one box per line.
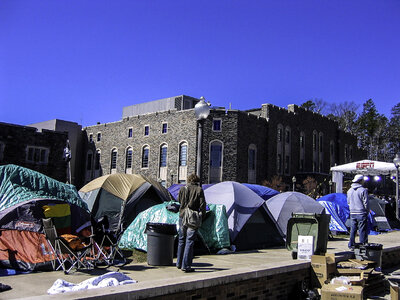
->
[119, 201, 231, 252]
[0, 164, 86, 211]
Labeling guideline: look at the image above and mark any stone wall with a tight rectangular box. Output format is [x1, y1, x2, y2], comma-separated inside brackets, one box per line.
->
[0, 122, 68, 182]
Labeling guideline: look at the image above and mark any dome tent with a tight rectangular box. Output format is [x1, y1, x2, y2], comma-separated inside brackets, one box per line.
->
[266, 192, 326, 238]
[79, 173, 168, 234]
[204, 181, 285, 250]
[0, 165, 90, 271]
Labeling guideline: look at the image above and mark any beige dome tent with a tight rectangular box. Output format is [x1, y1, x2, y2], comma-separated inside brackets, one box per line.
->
[79, 173, 169, 234]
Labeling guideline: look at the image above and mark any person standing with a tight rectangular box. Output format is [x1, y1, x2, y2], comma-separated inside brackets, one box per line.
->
[347, 174, 369, 249]
[176, 174, 206, 272]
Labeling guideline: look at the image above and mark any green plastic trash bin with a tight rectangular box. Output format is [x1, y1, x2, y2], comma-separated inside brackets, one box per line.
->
[286, 213, 331, 258]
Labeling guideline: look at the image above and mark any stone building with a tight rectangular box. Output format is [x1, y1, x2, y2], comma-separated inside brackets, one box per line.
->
[0, 122, 68, 182]
[82, 95, 364, 190]
[29, 119, 84, 187]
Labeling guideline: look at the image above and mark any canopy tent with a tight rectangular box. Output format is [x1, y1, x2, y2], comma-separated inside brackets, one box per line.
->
[119, 201, 230, 252]
[79, 173, 168, 233]
[266, 192, 326, 238]
[330, 160, 397, 193]
[204, 181, 285, 250]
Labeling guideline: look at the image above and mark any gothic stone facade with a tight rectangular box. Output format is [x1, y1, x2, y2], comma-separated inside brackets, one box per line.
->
[82, 101, 364, 188]
[0, 122, 68, 182]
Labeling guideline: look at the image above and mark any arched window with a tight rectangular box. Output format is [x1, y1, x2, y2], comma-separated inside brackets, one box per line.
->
[178, 142, 188, 183]
[312, 130, 318, 172]
[179, 142, 187, 167]
[277, 124, 284, 174]
[330, 140, 335, 167]
[248, 144, 257, 183]
[142, 145, 149, 168]
[86, 150, 93, 171]
[319, 132, 324, 172]
[126, 147, 133, 170]
[95, 150, 101, 170]
[111, 148, 117, 171]
[159, 144, 168, 167]
[209, 140, 223, 183]
[299, 132, 305, 171]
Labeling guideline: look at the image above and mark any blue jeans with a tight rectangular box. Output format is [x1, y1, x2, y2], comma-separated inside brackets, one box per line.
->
[176, 218, 197, 270]
[348, 214, 368, 248]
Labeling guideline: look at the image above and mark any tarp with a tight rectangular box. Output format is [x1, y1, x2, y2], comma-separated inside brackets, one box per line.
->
[266, 192, 326, 238]
[330, 160, 397, 193]
[79, 173, 168, 233]
[204, 181, 285, 250]
[317, 193, 349, 233]
[0, 164, 86, 212]
[118, 201, 230, 252]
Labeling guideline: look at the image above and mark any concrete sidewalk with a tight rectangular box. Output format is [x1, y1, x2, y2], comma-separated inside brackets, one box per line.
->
[1, 231, 399, 299]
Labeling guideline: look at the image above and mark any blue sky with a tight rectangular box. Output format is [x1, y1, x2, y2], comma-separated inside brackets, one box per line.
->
[1, 0, 399, 127]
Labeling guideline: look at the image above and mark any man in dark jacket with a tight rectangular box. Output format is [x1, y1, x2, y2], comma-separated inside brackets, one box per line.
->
[347, 174, 369, 249]
[176, 174, 206, 272]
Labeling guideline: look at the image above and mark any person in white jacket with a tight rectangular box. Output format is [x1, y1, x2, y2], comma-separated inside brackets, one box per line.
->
[347, 174, 369, 249]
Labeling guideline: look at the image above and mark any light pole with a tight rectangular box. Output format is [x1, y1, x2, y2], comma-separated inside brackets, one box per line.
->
[292, 176, 296, 192]
[393, 153, 400, 220]
[194, 96, 210, 183]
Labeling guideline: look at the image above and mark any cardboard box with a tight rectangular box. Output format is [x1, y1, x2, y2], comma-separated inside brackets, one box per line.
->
[311, 254, 337, 288]
[321, 284, 363, 300]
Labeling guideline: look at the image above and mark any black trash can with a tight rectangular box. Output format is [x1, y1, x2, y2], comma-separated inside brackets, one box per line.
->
[354, 243, 383, 270]
[145, 222, 177, 266]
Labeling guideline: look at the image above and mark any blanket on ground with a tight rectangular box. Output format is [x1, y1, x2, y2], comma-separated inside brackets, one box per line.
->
[47, 271, 137, 294]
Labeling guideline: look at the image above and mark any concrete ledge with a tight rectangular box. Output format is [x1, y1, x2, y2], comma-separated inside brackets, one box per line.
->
[24, 261, 310, 300]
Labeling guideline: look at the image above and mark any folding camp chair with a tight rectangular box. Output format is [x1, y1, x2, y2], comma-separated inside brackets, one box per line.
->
[42, 218, 94, 274]
[92, 216, 126, 266]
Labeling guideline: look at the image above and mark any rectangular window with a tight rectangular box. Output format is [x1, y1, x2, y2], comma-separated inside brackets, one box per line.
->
[89, 134, 93, 143]
[162, 123, 168, 134]
[144, 126, 149, 136]
[97, 132, 101, 142]
[87, 153, 93, 170]
[213, 119, 222, 132]
[26, 146, 48, 164]
[128, 128, 133, 138]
